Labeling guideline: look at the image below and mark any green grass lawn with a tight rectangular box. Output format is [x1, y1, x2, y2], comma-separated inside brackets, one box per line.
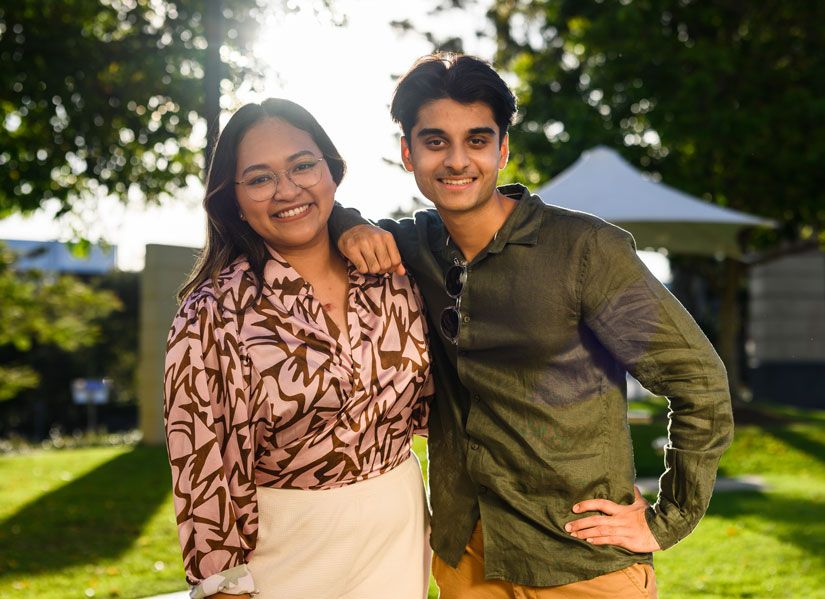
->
[1, 405, 823, 598]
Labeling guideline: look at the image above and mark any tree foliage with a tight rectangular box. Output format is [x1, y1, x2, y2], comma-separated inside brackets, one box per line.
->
[0, 244, 122, 401]
[0, 0, 268, 218]
[490, 0, 825, 243]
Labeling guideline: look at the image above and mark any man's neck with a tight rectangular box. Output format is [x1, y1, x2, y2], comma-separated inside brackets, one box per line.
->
[440, 189, 519, 263]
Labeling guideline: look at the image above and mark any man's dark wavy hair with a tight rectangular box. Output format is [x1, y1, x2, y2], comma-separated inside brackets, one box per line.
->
[390, 53, 517, 142]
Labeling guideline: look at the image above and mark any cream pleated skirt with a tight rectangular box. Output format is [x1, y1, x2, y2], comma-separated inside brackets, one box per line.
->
[247, 453, 431, 599]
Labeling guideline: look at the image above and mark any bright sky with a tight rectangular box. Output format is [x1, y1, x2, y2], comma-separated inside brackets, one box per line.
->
[0, 0, 670, 281]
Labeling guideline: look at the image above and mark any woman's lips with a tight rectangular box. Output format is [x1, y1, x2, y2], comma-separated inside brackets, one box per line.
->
[273, 203, 312, 219]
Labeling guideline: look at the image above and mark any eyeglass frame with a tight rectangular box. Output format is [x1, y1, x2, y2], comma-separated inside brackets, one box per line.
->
[440, 261, 467, 344]
[234, 156, 326, 201]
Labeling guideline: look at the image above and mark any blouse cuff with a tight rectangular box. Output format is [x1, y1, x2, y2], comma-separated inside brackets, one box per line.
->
[190, 564, 258, 598]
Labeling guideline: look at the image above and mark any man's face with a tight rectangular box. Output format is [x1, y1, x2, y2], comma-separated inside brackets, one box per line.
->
[401, 98, 508, 217]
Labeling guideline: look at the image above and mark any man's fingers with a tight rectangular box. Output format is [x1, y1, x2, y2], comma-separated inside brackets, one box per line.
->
[573, 499, 622, 516]
[571, 525, 634, 540]
[565, 515, 610, 533]
[373, 243, 395, 274]
[337, 226, 405, 275]
[585, 535, 627, 546]
[362, 249, 382, 273]
[347, 247, 370, 273]
[387, 241, 404, 275]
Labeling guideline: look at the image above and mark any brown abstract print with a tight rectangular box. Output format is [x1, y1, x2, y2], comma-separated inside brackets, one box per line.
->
[163, 249, 432, 591]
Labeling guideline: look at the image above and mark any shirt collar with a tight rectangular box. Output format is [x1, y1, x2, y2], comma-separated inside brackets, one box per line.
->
[259, 245, 376, 313]
[260, 247, 312, 313]
[486, 183, 544, 254]
[430, 183, 544, 258]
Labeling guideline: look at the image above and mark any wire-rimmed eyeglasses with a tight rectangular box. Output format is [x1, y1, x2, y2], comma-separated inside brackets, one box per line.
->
[234, 156, 326, 202]
[440, 261, 467, 344]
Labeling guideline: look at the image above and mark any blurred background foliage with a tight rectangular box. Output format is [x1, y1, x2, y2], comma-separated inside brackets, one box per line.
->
[413, 0, 825, 248]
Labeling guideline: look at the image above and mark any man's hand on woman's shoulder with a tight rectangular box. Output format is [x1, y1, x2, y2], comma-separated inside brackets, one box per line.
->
[338, 224, 405, 276]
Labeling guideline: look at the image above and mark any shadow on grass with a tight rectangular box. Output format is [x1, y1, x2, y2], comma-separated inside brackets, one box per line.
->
[706, 489, 825, 568]
[760, 425, 825, 466]
[0, 445, 171, 576]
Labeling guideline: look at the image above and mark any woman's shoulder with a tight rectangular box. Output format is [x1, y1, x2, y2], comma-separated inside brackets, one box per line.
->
[178, 257, 253, 318]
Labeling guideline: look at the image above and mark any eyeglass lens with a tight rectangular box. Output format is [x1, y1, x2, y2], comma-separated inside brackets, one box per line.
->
[445, 264, 466, 298]
[441, 307, 460, 341]
[441, 262, 467, 343]
[244, 159, 324, 202]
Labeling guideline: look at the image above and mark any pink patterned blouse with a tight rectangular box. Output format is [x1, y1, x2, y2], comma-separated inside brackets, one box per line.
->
[163, 250, 432, 597]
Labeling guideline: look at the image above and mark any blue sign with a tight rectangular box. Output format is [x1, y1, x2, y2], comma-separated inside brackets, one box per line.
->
[71, 379, 112, 405]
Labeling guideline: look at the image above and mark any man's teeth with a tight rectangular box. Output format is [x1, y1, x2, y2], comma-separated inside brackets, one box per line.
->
[275, 204, 310, 218]
[443, 178, 473, 185]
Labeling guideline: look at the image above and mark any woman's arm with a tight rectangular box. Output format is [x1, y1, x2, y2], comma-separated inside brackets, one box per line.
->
[164, 295, 260, 597]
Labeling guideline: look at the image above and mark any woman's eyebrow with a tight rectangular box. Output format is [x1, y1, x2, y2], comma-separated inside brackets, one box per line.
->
[239, 150, 316, 177]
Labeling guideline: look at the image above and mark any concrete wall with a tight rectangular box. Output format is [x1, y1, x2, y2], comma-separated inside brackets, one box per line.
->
[747, 249, 825, 406]
[138, 244, 199, 445]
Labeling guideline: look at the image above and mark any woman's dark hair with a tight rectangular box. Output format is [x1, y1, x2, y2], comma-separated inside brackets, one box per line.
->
[390, 53, 517, 142]
[178, 98, 346, 303]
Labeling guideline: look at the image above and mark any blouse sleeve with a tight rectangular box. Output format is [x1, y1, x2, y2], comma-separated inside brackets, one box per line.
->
[163, 293, 259, 597]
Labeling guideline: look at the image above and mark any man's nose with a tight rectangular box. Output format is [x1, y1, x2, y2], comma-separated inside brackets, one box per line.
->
[444, 146, 470, 171]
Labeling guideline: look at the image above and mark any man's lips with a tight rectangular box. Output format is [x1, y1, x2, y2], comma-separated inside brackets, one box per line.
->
[272, 203, 312, 219]
[438, 177, 476, 187]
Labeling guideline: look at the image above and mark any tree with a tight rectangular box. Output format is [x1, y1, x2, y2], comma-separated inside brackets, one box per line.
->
[489, 0, 825, 244]
[0, 244, 121, 402]
[0, 0, 272, 220]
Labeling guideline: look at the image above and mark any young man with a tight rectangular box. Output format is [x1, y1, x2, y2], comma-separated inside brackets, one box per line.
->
[330, 54, 732, 598]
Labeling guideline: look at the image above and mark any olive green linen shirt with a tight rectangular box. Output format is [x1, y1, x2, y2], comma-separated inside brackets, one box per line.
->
[330, 183, 733, 586]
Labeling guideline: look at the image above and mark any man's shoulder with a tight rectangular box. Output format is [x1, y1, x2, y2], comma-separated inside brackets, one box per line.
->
[531, 196, 631, 243]
[536, 199, 610, 233]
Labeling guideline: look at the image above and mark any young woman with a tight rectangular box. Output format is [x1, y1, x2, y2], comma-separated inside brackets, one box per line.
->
[164, 98, 432, 599]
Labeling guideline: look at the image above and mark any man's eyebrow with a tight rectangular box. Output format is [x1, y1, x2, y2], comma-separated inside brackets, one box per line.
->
[416, 128, 445, 137]
[415, 127, 496, 137]
[239, 150, 316, 177]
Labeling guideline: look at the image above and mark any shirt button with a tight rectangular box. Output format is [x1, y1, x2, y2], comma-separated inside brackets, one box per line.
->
[470, 441, 479, 450]
[462, 315, 471, 324]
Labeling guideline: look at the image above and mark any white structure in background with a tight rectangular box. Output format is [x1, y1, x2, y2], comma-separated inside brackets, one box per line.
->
[748, 249, 825, 407]
[535, 146, 771, 257]
[3, 239, 116, 275]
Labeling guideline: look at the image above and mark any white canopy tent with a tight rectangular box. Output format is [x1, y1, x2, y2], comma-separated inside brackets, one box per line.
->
[535, 146, 772, 258]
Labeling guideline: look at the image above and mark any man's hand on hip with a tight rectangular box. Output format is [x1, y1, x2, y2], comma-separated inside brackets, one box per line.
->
[565, 485, 662, 553]
[337, 224, 405, 276]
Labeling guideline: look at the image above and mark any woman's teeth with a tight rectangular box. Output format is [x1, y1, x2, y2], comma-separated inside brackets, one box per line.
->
[275, 204, 310, 218]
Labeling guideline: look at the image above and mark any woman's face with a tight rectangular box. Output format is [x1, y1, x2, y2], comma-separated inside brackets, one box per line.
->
[234, 117, 337, 254]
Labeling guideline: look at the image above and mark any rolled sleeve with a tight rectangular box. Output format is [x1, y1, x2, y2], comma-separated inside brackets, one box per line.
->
[580, 223, 734, 549]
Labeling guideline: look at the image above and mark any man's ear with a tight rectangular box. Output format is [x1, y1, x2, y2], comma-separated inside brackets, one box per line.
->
[401, 137, 414, 172]
[498, 133, 510, 170]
